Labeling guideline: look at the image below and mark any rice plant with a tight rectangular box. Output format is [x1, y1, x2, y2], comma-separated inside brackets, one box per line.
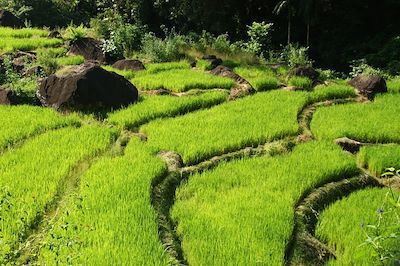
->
[288, 76, 313, 90]
[36, 139, 169, 265]
[0, 27, 48, 38]
[132, 69, 234, 92]
[56, 55, 85, 66]
[311, 94, 400, 142]
[387, 77, 400, 94]
[316, 188, 400, 265]
[0, 37, 63, 52]
[309, 84, 357, 102]
[234, 65, 279, 91]
[141, 90, 309, 164]
[145, 60, 191, 74]
[358, 145, 400, 176]
[172, 141, 358, 265]
[108, 91, 228, 129]
[0, 126, 117, 263]
[0, 105, 80, 150]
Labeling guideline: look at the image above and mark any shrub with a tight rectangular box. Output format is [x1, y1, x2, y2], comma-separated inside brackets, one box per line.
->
[63, 24, 88, 43]
[141, 32, 182, 63]
[281, 44, 312, 68]
[245, 21, 273, 56]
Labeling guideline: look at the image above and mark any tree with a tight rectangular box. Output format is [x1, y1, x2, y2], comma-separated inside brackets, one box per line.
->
[273, 0, 297, 44]
[298, 0, 319, 46]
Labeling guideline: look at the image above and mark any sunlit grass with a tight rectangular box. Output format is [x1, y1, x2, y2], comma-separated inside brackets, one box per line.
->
[234, 65, 279, 91]
[141, 90, 309, 164]
[358, 145, 400, 176]
[0, 37, 63, 52]
[108, 91, 228, 129]
[0, 27, 48, 38]
[36, 139, 169, 265]
[311, 94, 400, 142]
[387, 77, 400, 93]
[132, 69, 234, 92]
[172, 141, 358, 265]
[288, 76, 313, 90]
[0, 126, 116, 262]
[316, 188, 400, 265]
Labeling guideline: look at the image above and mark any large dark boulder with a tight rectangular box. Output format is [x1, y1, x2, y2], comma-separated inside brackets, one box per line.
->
[229, 83, 256, 101]
[68, 38, 111, 63]
[202, 55, 222, 69]
[348, 75, 387, 98]
[0, 10, 23, 28]
[288, 66, 318, 81]
[112, 59, 145, 71]
[37, 63, 138, 110]
[210, 65, 248, 84]
[48, 30, 62, 39]
[0, 88, 18, 105]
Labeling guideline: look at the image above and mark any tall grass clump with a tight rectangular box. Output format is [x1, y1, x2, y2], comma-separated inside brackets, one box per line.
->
[132, 69, 234, 92]
[387, 77, 400, 94]
[311, 94, 400, 142]
[172, 141, 358, 265]
[108, 91, 228, 129]
[358, 145, 400, 176]
[36, 139, 169, 265]
[142, 90, 309, 164]
[0, 27, 48, 38]
[145, 61, 191, 74]
[0, 126, 116, 263]
[234, 65, 279, 91]
[0, 105, 79, 150]
[0, 38, 63, 52]
[316, 188, 400, 265]
[309, 84, 357, 103]
[288, 76, 313, 90]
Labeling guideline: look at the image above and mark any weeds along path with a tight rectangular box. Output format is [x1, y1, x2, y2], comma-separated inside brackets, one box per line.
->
[5, 130, 130, 265]
[150, 94, 364, 264]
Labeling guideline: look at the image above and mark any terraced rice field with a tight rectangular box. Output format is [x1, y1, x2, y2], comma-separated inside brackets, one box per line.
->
[1, 27, 399, 266]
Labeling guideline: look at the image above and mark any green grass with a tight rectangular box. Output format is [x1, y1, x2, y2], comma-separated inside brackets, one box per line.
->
[35, 47, 67, 57]
[141, 90, 309, 164]
[0, 27, 48, 38]
[234, 65, 279, 91]
[0, 37, 63, 52]
[108, 91, 228, 129]
[172, 141, 358, 265]
[0, 126, 116, 263]
[145, 61, 191, 74]
[0, 105, 80, 150]
[36, 138, 169, 265]
[196, 59, 213, 71]
[387, 77, 400, 93]
[288, 76, 313, 90]
[311, 94, 400, 142]
[358, 145, 400, 176]
[316, 188, 400, 265]
[102, 65, 137, 80]
[131, 69, 234, 92]
[309, 84, 357, 102]
[56, 55, 84, 66]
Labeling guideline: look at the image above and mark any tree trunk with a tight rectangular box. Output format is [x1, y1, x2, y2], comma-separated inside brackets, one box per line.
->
[287, 13, 291, 44]
[306, 22, 310, 47]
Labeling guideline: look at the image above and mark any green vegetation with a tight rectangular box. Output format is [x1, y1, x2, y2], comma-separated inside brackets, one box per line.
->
[36, 138, 169, 265]
[145, 61, 191, 74]
[288, 76, 313, 90]
[132, 69, 234, 92]
[102, 65, 137, 80]
[309, 84, 357, 102]
[172, 141, 358, 265]
[311, 94, 400, 142]
[387, 77, 400, 93]
[196, 59, 213, 71]
[0, 37, 63, 52]
[142, 90, 309, 164]
[0, 126, 116, 263]
[234, 66, 279, 91]
[0, 27, 48, 38]
[358, 145, 400, 176]
[55, 55, 84, 66]
[108, 91, 228, 129]
[316, 188, 400, 265]
[0, 105, 79, 150]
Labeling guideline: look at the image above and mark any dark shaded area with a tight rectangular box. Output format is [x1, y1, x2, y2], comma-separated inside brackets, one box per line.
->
[2, 0, 400, 70]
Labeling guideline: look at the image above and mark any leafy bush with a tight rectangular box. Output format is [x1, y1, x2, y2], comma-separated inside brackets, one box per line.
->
[245, 21, 273, 56]
[281, 44, 312, 68]
[141, 32, 182, 63]
[113, 24, 144, 57]
[63, 24, 88, 43]
[288, 76, 313, 90]
[349, 59, 385, 78]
